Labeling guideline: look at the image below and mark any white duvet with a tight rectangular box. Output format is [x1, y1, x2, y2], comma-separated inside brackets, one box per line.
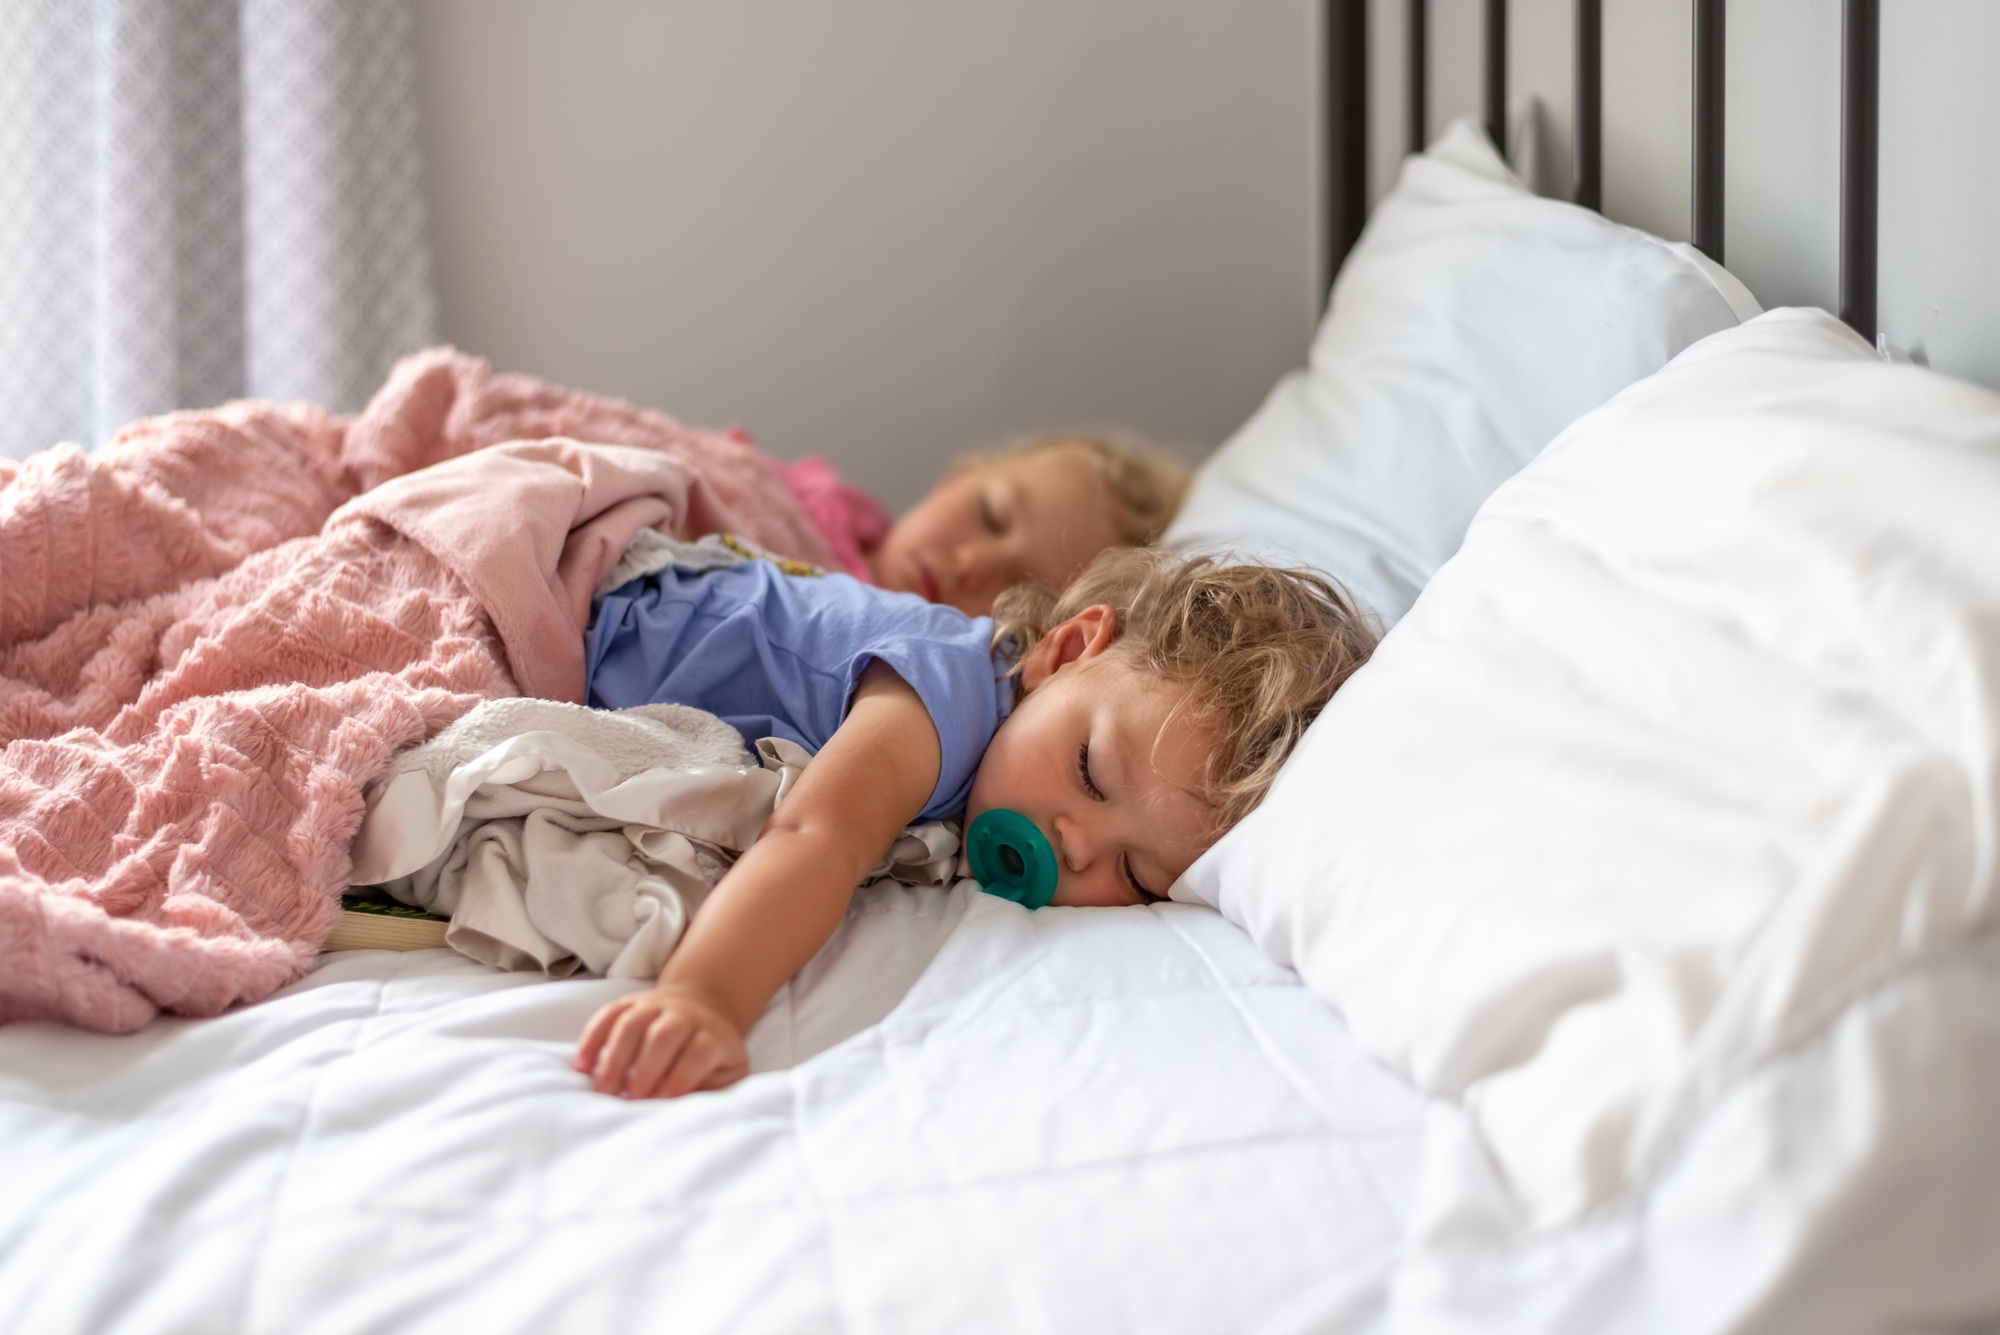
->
[0, 887, 1423, 1334]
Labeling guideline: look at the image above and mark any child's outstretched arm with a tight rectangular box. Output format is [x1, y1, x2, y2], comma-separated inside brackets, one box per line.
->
[573, 661, 942, 1100]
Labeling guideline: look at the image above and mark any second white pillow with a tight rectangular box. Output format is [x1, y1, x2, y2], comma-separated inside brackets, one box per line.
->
[1167, 119, 1759, 626]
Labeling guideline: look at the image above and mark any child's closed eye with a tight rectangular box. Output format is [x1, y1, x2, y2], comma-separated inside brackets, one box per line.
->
[1076, 742, 1104, 799]
[1123, 861, 1164, 905]
[1075, 741, 1163, 904]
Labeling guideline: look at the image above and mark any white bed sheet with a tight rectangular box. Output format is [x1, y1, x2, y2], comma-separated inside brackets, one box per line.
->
[0, 882, 1425, 1334]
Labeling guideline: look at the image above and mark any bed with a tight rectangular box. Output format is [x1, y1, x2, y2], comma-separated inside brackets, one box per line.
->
[5, 5, 1999, 1332]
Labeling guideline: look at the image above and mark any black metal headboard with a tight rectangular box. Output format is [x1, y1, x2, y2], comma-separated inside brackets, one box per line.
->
[1325, 0, 1883, 340]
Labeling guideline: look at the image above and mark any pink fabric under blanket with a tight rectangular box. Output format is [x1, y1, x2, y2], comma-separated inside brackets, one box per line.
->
[0, 348, 837, 1033]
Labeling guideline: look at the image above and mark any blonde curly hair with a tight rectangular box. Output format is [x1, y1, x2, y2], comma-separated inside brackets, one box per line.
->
[962, 432, 1191, 548]
[992, 548, 1379, 828]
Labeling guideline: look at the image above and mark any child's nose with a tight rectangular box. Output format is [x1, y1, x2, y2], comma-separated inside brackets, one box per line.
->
[953, 545, 992, 591]
[1052, 814, 1100, 871]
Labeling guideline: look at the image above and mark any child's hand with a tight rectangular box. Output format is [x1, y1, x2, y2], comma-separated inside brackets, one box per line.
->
[573, 983, 750, 1100]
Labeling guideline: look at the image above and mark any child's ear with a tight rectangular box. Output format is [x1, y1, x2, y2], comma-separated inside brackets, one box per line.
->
[1019, 605, 1117, 693]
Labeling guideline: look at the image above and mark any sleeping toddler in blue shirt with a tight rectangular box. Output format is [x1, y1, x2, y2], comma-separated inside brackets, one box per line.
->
[572, 543, 1377, 1100]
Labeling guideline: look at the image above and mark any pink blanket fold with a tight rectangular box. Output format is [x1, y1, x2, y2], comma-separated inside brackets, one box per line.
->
[0, 348, 835, 1034]
[340, 438, 743, 704]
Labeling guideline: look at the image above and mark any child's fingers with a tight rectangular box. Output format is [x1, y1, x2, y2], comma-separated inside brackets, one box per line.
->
[575, 990, 749, 1100]
[591, 1003, 657, 1096]
[658, 1028, 747, 1100]
[573, 997, 629, 1071]
[622, 1014, 697, 1101]
[653, 1031, 723, 1100]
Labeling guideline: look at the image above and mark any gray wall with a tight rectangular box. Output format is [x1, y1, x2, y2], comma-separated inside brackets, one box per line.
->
[413, 1, 1316, 511]
[415, 1, 2000, 518]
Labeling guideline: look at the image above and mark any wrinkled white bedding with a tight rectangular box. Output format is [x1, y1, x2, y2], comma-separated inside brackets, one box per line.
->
[0, 887, 1424, 1334]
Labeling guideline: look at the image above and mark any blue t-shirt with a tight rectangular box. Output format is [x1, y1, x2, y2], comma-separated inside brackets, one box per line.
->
[583, 561, 1015, 820]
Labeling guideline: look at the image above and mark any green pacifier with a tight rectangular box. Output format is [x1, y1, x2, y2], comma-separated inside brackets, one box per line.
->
[965, 809, 1058, 910]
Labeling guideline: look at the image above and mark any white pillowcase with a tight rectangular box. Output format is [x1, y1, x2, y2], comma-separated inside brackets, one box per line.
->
[1166, 118, 1759, 627]
[1179, 308, 2000, 1330]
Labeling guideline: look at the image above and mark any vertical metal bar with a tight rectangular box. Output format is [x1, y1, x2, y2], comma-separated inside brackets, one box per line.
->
[1574, 0, 1602, 209]
[1326, 0, 1370, 305]
[1407, 0, 1427, 154]
[1485, 0, 1509, 159]
[1691, 0, 1725, 260]
[1840, 0, 1880, 340]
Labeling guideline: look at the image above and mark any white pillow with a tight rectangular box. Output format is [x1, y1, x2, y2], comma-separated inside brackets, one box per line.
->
[1166, 118, 1760, 626]
[1179, 308, 2000, 1329]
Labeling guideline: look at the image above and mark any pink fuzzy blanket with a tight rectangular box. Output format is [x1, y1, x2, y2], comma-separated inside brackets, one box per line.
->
[0, 349, 840, 1033]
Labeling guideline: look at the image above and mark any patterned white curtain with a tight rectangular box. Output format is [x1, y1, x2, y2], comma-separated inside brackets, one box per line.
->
[0, 0, 435, 460]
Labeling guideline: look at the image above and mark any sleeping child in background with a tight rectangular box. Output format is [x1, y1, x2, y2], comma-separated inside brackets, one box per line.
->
[782, 430, 1191, 616]
[572, 544, 1377, 1099]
